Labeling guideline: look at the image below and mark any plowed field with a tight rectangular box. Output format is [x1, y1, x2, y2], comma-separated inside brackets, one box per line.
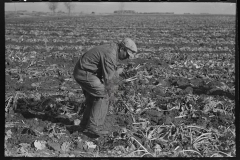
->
[5, 14, 236, 157]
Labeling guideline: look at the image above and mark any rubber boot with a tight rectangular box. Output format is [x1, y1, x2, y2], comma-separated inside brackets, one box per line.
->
[85, 127, 109, 136]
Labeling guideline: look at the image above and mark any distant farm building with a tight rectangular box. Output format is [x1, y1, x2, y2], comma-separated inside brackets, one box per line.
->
[200, 13, 211, 15]
[139, 12, 174, 15]
[114, 10, 136, 14]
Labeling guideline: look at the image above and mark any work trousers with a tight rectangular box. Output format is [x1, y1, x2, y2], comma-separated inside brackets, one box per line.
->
[73, 67, 109, 129]
[80, 90, 109, 129]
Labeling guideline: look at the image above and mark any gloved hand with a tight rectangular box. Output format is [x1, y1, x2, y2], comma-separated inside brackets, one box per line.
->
[117, 68, 124, 75]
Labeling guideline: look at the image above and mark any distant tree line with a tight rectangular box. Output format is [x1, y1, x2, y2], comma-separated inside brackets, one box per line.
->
[47, 2, 74, 15]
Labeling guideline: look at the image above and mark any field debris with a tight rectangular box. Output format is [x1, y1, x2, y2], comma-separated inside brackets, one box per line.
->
[5, 14, 235, 157]
[34, 140, 47, 151]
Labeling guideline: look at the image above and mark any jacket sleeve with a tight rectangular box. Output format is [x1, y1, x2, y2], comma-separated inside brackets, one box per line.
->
[101, 53, 118, 85]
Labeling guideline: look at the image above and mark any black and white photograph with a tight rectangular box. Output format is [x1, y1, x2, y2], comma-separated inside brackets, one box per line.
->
[5, 1, 236, 157]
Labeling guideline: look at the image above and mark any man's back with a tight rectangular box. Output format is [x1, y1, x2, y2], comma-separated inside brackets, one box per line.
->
[79, 42, 118, 77]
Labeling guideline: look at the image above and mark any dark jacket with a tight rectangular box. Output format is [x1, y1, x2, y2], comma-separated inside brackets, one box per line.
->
[73, 42, 119, 97]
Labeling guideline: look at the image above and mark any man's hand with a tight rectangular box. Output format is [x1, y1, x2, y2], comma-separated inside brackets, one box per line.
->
[117, 68, 124, 75]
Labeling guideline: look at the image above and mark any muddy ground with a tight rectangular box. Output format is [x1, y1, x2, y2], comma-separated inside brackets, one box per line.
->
[5, 56, 235, 157]
[5, 15, 235, 157]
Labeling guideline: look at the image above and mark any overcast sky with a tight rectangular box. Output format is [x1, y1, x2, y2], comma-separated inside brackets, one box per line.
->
[5, 2, 236, 15]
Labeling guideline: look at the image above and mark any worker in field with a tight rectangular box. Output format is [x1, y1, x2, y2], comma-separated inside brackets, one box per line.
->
[73, 38, 137, 137]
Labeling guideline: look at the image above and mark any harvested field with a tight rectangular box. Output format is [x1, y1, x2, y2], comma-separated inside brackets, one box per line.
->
[5, 14, 236, 157]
